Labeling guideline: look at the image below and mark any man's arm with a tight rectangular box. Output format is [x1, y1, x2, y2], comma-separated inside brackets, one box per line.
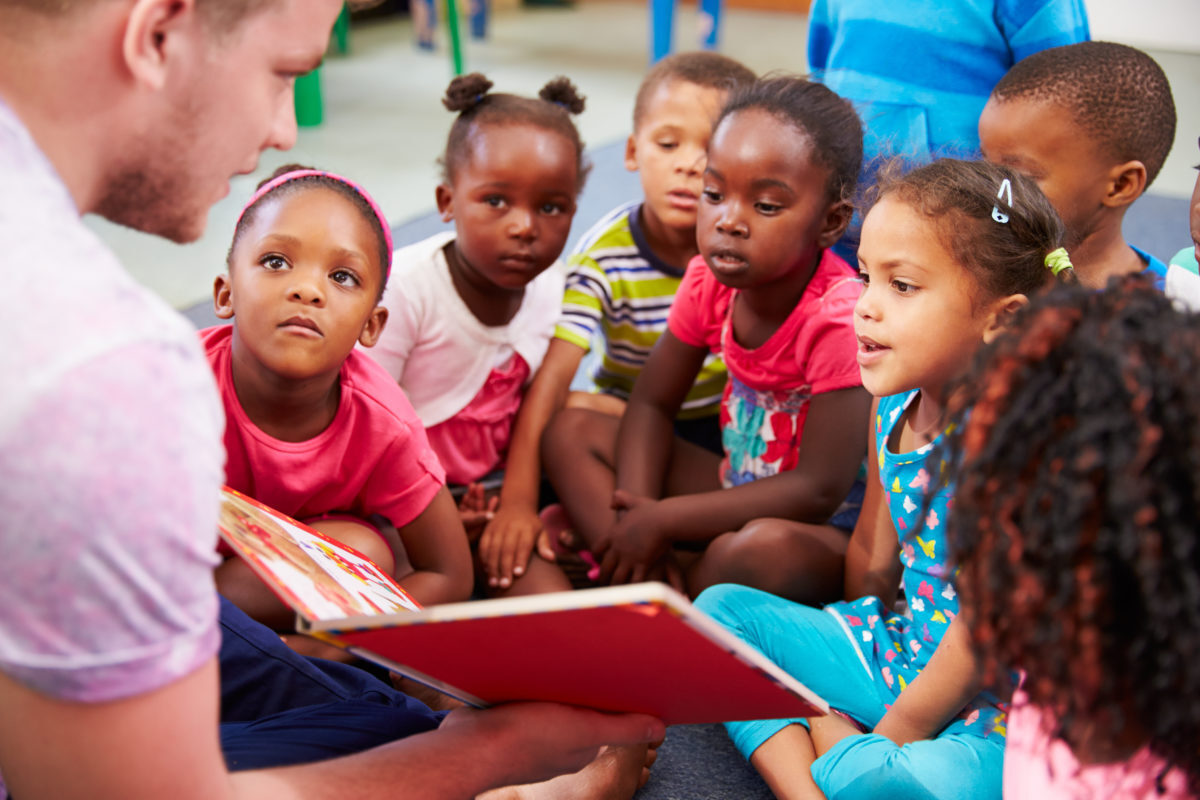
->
[0, 659, 664, 800]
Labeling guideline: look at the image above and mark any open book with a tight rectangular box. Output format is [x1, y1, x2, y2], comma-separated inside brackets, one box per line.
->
[218, 487, 828, 726]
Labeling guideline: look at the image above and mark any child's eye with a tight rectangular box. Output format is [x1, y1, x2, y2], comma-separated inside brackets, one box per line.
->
[330, 269, 360, 288]
[702, 188, 722, 203]
[540, 202, 568, 215]
[261, 255, 288, 271]
[755, 201, 782, 215]
[857, 272, 870, 286]
[657, 140, 678, 151]
[892, 279, 916, 294]
[484, 195, 506, 208]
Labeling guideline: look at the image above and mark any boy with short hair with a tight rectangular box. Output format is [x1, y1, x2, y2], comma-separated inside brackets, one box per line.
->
[978, 41, 1177, 289]
[477, 52, 755, 590]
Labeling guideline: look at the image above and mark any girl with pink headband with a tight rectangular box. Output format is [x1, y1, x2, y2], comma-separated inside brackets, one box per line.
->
[203, 164, 474, 630]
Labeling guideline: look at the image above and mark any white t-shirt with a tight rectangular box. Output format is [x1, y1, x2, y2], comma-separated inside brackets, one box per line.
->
[368, 231, 564, 427]
[0, 100, 224, 793]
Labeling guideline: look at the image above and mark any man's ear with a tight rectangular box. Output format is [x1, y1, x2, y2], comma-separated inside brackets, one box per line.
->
[1103, 160, 1147, 210]
[623, 134, 638, 173]
[435, 183, 454, 223]
[358, 306, 389, 348]
[213, 273, 235, 319]
[982, 293, 1028, 343]
[122, 0, 198, 90]
[817, 199, 854, 250]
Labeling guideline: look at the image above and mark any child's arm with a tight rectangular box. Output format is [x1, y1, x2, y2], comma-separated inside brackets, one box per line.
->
[477, 338, 586, 588]
[600, 376, 872, 584]
[613, 330, 709, 498]
[395, 487, 475, 605]
[843, 396, 903, 604]
[870, 616, 982, 746]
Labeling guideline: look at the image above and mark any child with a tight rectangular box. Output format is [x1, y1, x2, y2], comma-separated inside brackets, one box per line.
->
[368, 73, 586, 595]
[695, 159, 1070, 800]
[543, 76, 869, 603]
[946, 277, 1199, 798]
[472, 52, 756, 590]
[205, 165, 474, 627]
[978, 41, 1177, 289]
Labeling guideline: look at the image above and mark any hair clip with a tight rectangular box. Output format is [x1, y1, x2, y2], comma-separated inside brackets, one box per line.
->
[1044, 247, 1073, 276]
[992, 178, 1012, 224]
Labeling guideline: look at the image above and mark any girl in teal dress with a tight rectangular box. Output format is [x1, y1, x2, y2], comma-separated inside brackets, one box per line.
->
[697, 159, 1073, 800]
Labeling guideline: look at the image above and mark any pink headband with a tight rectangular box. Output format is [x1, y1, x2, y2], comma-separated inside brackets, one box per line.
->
[236, 169, 394, 280]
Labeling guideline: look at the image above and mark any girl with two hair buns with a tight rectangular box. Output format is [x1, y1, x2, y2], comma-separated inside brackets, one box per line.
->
[370, 73, 588, 596]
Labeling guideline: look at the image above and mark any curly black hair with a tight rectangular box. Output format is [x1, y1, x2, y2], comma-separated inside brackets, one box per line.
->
[943, 274, 1200, 792]
[991, 42, 1177, 188]
[439, 72, 590, 192]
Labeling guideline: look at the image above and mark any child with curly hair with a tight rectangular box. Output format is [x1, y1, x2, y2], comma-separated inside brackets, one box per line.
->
[946, 275, 1199, 798]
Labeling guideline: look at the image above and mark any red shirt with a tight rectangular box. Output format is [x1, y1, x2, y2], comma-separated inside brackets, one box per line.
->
[202, 325, 445, 529]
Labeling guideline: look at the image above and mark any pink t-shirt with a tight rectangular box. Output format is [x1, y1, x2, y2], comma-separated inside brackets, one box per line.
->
[667, 250, 861, 486]
[203, 325, 445, 530]
[1005, 691, 1192, 799]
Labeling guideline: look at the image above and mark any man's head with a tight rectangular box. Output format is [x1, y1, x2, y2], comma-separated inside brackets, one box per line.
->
[0, 0, 343, 243]
[978, 42, 1176, 250]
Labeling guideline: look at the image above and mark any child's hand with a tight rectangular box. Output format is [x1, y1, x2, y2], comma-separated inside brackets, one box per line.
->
[594, 490, 671, 585]
[459, 483, 498, 541]
[478, 506, 542, 589]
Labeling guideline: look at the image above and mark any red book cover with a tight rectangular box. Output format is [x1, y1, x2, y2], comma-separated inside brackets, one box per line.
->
[218, 487, 828, 726]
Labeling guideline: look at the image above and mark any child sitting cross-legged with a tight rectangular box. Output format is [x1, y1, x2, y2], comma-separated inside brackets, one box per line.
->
[205, 165, 473, 628]
[978, 40, 1177, 288]
[543, 77, 871, 602]
[947, 276, 1200, 799]
[696, 159, 1072, 800]
[368, 73, 588, 596]
[470, 53, 755, 590]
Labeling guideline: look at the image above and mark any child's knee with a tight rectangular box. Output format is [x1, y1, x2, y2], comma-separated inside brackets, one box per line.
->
[813, 733, 1002, 800]
[541, 407, 615, 463]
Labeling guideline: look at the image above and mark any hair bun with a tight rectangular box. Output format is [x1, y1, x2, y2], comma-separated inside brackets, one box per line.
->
[539, 76, 586, 115]
[443, 73, 494, 113]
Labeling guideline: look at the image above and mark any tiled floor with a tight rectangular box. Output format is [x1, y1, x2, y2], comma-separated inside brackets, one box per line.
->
[88, 0, 1200, 310]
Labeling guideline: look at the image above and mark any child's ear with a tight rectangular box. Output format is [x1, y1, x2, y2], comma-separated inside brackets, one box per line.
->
[982, 293, 1028, 343]
[817, 199, 854, 250]
[623, 134, 639, 173]
[1103, 160, 1147, 210]
[213, 273, 235, 319]
[435, 183, 454, 223]
[358, 305, 389, 348]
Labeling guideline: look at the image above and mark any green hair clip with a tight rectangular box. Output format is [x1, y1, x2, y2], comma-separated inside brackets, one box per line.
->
[1044, 247, 1073, 276]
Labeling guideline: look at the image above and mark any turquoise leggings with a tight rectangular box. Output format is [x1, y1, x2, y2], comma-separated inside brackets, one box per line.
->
[696, 584, 1003, 800]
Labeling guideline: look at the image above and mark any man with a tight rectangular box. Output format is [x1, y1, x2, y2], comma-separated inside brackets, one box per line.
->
[0, 1, 661, 798]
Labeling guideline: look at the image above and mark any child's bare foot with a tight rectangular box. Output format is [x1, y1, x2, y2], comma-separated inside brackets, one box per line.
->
[478, 740, 660, 800]
[539, 504, 601, 587]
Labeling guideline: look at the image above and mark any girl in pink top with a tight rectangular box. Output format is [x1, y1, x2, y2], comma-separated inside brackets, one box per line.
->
[370, 73, 590, 596]
[542, 77, 871, 600]
[206, 165, 473, 627]
[946, 277, 1200, 798]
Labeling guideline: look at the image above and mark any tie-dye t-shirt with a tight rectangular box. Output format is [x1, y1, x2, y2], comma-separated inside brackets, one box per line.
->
[0, 100, 223, 795]
[825, 390, 1007, 741]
